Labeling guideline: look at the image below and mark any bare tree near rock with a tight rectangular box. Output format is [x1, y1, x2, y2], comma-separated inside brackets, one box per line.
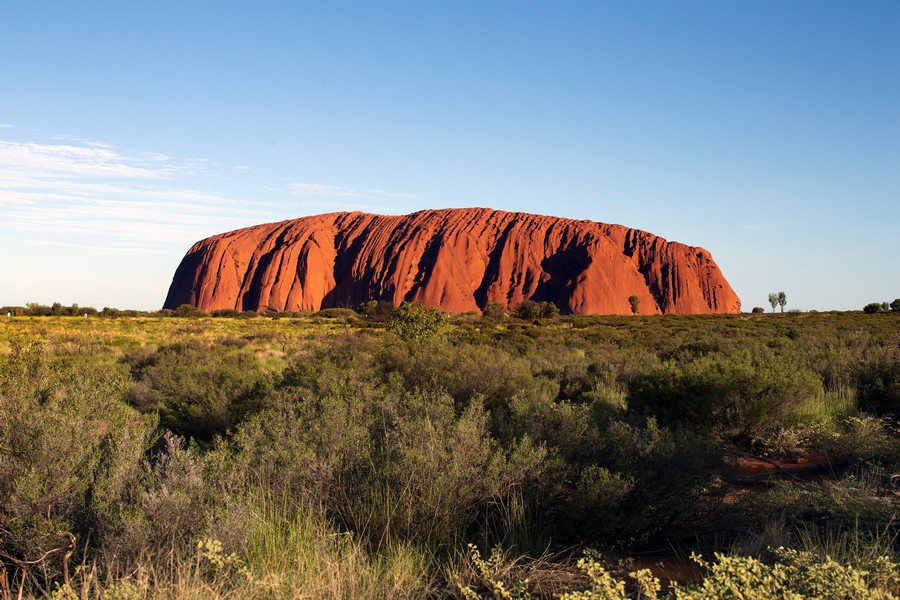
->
[769, 293, 779, 313]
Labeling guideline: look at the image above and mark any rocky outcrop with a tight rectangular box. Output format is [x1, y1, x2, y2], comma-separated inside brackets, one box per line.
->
[164, 208, 741, 315]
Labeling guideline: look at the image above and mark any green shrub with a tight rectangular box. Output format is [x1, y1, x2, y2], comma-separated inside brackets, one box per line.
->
[0, 341, 156, 582]
[174, 303, 205, 317]
[386, 301, 448, 342]
[316, 307, 359, 320]
[357, 299, 395, 320]
[855, 350, 900, 421]
[126, 341, 272, 439]
[94, 432, 213, 568]
[223, 383, 546, 547]
[482, 301, 507, 320]
[810, 416, 899, 466]
[629, 349, 825, 442]
[680, 548, 899, 599]
[516, 300, 560, 320]
[555, 419, 723, 544]
[377, 338, 538, 412]
[739, 473, 896, 532]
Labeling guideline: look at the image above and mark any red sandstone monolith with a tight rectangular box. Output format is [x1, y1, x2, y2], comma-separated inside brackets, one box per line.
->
[163, 208, 741, 315]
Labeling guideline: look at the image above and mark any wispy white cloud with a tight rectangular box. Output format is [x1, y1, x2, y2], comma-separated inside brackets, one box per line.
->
[0, 137, 281, 247]
[0, 140, 163, 179]
[21, 238, 165, 254]
[289, 182, 417, 201]
[0, 137, 419, 260]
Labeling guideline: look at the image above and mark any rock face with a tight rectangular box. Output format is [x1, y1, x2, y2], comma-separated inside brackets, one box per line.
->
[164, 208, 741, 315]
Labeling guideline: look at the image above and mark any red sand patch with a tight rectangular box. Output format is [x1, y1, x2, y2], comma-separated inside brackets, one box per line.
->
[731, 453, 833, 482]
[630, 554, 706, 589]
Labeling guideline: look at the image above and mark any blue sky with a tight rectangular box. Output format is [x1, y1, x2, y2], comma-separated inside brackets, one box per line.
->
[1, 1, 897, 311]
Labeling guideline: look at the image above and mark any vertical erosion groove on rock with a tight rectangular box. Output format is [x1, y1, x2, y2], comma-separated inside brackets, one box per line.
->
[163, 208, 742, 315]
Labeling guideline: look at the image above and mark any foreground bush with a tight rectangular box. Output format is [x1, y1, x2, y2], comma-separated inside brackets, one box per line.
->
[0, 342, 214, 588]
[457, 546, 899, 599]
[0, 342, 152, 579]
[220, 384, 547, 547]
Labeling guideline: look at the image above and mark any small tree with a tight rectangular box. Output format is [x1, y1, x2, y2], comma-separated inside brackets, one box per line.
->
[768, 293, 779, 313]
[386, 301, 447, 342]
[891, 298, 900, 312]
[751, 306, 765, 314]
[174, 303, 202, 318]
[777, 291, 787, 313]
[628, 294, 640, 315]
[482, 302, 507, 320]
[516, 300, 559, 320]
[357, 299, 394, 320]
[863, 302, 883, 314]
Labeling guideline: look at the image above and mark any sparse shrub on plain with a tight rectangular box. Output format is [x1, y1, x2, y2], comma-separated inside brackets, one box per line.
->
[377, 337, 538, 411]
[809, 416, 899, 466]
[173, 303, 205, 317]
[855, 348, 900, 421]
[557, 419, 723, 544]
[680, 548, 899, 599]
[94, 432, 213, 568]
[0, 341, 155, 584]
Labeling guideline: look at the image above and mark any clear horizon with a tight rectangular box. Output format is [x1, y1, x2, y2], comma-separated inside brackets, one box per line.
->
[2, 1, 898, 312]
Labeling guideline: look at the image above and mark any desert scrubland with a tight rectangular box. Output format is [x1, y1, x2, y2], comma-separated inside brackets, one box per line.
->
[0, 308, 897, 598]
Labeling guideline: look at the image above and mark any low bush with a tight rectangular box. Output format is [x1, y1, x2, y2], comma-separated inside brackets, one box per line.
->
[555, 419, 724, 545]
[386, 301, 448, 342]
[221, 383, 547, 548]
[516, 300, 560, 320]
[316, 307, 359, 320]
[629, 348, 825, 442]
[125, 341, 273, 439]
[855, 348, 900, 421]
[377, 338, 538, 412]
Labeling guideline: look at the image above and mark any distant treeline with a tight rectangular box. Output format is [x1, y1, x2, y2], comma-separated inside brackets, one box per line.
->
[6, 298, 898, 320]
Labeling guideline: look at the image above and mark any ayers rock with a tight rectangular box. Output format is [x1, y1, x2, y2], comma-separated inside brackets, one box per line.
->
[164, 208, 741, 315]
